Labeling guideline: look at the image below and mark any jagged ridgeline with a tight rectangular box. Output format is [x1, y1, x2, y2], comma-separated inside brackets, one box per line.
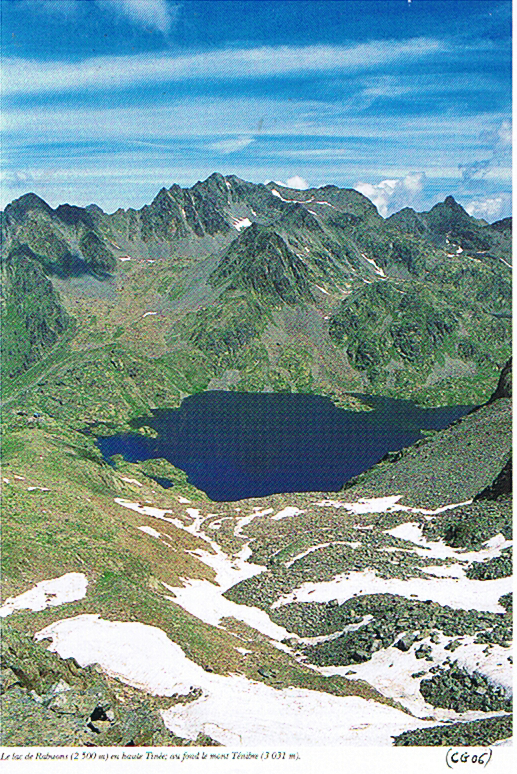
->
[1, 174, 511, 423]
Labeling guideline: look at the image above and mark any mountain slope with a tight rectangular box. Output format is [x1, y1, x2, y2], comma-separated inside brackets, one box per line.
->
[1, 362, 510, 746]
[1, 249, 72, 381]
[0, 175, 511, 422]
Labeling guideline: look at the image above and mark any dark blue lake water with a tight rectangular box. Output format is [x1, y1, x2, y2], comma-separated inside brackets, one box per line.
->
[96, 391, 473, 502]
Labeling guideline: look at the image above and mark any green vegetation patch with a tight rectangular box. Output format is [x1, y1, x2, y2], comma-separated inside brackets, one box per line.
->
[393, 715, 512, 747]
[1, 253, 72, 381]
[328, 279, 511, 403]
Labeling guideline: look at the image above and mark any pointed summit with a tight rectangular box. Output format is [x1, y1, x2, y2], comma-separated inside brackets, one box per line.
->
[210, 223, 313, 304]
[4, 193, 53, 223]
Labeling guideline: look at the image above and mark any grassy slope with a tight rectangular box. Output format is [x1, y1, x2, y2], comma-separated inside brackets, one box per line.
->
[0, 418, 392, 707]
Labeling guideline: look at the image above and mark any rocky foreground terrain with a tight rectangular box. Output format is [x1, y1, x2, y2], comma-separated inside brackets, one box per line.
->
[0, 361, 512, 747]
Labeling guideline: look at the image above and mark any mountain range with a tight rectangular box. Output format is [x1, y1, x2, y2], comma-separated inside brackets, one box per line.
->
[1, 174, 512, 428]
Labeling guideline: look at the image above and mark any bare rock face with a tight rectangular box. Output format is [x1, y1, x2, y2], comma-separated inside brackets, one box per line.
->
[475, 457, 512, 501]
[487, 357, 512, 402]
[0, 622, 189, 747]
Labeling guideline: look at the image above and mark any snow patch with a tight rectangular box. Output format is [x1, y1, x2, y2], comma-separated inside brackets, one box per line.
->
[386, 523, 512, 562]
[232, 217, 252, 231]
[361, 253, 387, 278]
[163, 578, 289, 641]
[121, 477, 143, 486]
[272, 506, 304, 521]
[34, 614, 440, 746]
[0, 573, 88, 617]
[234, 508, 273, 536]
[317, 496, 404, 514]
[138, 526, 161, 538]
[272, 568, 511, 613]
[317, 496, 473, 517]
[285, 541, 362, 568]
[315, 632, 512, 718]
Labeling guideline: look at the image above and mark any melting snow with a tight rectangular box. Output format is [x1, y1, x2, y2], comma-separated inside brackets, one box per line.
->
[271, 189, 295, 203]
[285, 541, 361, 568]
[386, 523, 512, 562]
[111, 495, 512, 742]
[317, 496, 473, 516]
[317, 496, 405, 514]
[163, 578, 289, 641]
[0, 573, 88, 617]
[272, 568, 511, 613]
[361, 254, 387, 278]
[315, 632, 512, 718]
[232, 217, 252, 231]
[234, 508, 273, 536]
[121, 476, 143, 486]
[138, 526, 161, 538]
[115, 498, 284, 640]
[35, 614, 440, 746]
[272, 506, 304, 521]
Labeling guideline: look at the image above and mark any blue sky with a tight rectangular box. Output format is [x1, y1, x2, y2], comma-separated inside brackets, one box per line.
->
[1, 0, 512, 218]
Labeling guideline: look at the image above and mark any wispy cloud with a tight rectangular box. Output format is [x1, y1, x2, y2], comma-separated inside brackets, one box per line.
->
[21, 0, 79, 18]
[208, 137, 255, 154]
[3, 38, 445, 96]
[5, 100, 505, 145]
[25, 0, 179, 33]
[106, 0, 180, 34]
[459, 119, 512, 183]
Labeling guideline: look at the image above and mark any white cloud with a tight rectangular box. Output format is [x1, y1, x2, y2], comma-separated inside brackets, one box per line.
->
[208, 137, 255, 154]
[3, 100, 508, 151]
[355, 172, 426, 217]
[2, 38, 445, 96]
[105, 0, 178, 34]
[464, 194, 511, 222]
[287, 176, 309, 190]
[274, 176, 310, 190]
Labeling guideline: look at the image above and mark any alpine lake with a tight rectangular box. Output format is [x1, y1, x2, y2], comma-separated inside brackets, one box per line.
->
[95, 391, 473, 502]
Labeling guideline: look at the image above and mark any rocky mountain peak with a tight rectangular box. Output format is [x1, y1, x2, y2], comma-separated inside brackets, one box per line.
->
[4, 192, 53, 224]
